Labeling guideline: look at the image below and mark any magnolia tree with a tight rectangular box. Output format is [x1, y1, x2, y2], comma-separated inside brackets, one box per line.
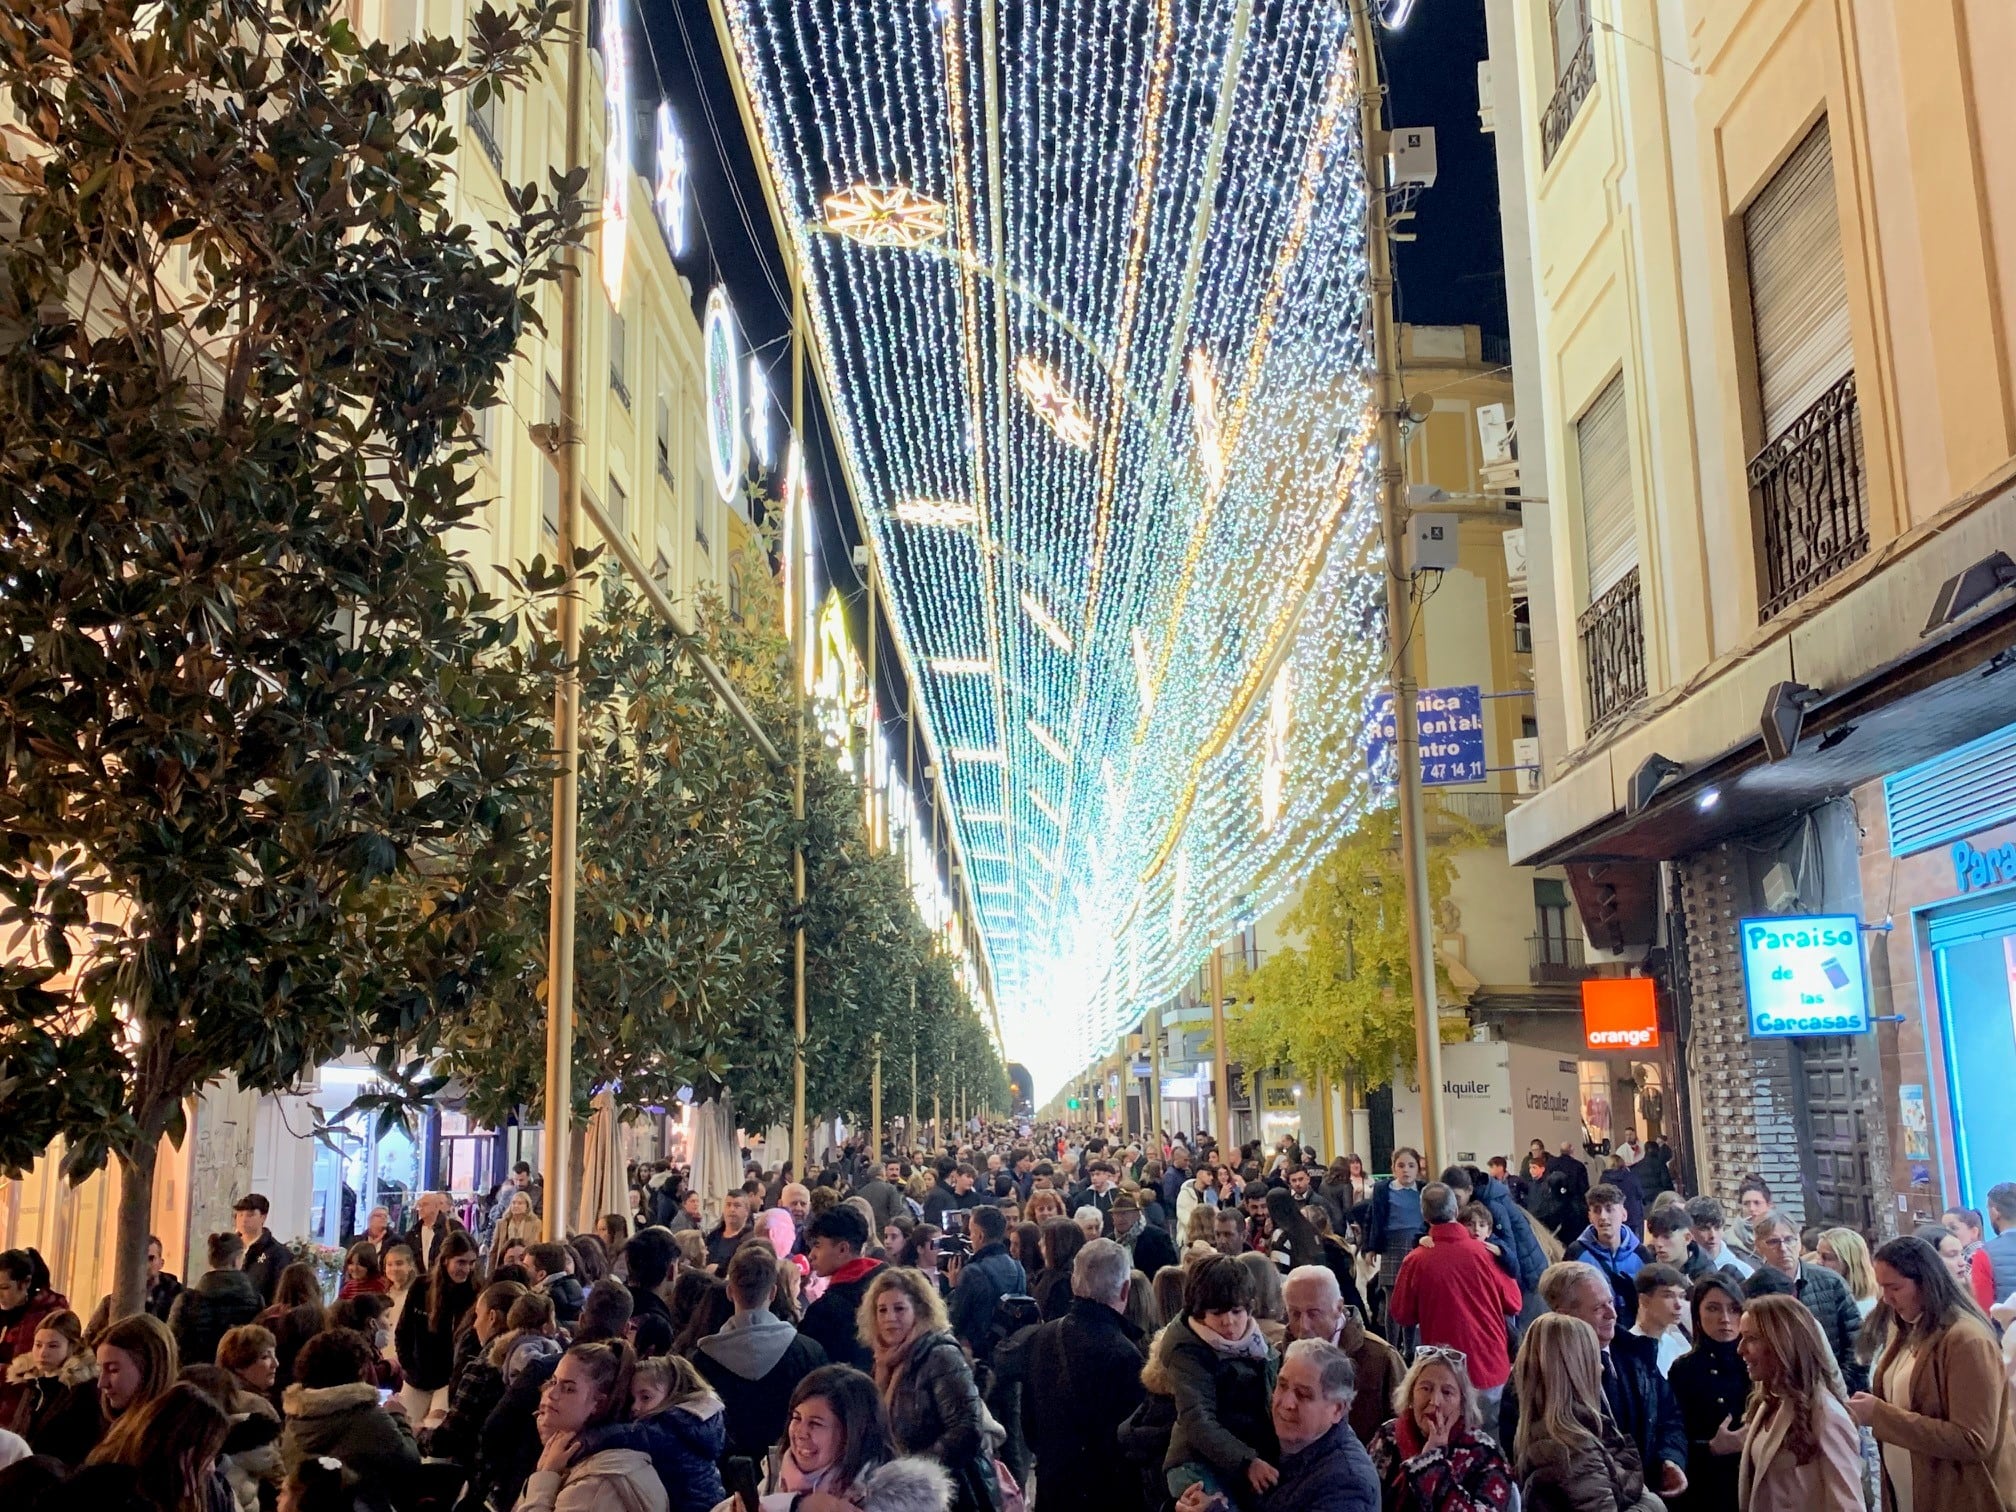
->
[0, 0, 577, 1311]
[440, 543, 1008, 1146]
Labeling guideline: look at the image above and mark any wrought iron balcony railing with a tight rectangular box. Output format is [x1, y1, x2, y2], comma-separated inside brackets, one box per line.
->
[469, 107, 503, 174]
[1579, 565, 1646, 730]
[1541, 34, 1596, 168]
[1749, 371, 1869, 621]
[1530, 932, 1590, 985]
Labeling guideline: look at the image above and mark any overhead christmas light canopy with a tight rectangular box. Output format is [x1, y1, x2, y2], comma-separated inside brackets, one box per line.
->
[721, 0, 1389, 1094]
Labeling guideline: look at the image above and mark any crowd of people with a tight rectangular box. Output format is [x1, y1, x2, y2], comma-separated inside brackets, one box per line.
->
[2, 1124, 2014, 1512]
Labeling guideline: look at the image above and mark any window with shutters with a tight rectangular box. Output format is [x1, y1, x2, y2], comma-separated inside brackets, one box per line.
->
[1530, 878, 1586, 982]
[468, 83, 504, 173]
[1574, 376, 1646, 729]
[655, 391, 672, 482]
[1743, 118, 1867, 621]
[608, 474, 627, 539]
[541, 375, 561, 545]
[608, 310, 630, 409]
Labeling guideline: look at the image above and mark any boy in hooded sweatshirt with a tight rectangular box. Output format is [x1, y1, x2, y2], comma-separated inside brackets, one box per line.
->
[592, 1354, 727, 1511]
[1565, 1183, 1648, 1326]
[692, 1245, 828, 1461]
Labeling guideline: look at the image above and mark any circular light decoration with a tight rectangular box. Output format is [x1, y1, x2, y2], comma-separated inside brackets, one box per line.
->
[704, 287, 745, 505]
[721, 0, 1387, 1096]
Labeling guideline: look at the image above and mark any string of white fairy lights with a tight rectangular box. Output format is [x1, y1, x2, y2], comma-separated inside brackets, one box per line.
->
[720, 0, 1388, 1092]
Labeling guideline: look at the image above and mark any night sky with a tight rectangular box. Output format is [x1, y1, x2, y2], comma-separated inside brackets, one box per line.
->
[635, 0, 1507, 829]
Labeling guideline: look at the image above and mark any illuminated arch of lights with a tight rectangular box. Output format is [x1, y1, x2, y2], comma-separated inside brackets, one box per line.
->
[721, 0, 1388, 1095]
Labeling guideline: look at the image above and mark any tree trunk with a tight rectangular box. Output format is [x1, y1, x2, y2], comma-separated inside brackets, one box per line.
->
[110, 1135, 159, 1321]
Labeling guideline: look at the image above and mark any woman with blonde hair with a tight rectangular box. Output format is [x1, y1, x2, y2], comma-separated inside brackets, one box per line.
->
[859, 1266, 998, 1512]
[1815, 1228, 1878, 1319]
[1024, 1189, 1066, 1226]
[492, 1191, 541, 1270]
[1368, 1344, 1516, 1510]
[1735, 1293, 1861, 1511]
[1183, 1204, 1218, 1252]
[1233, 1252, 1287, 1348]
[1512, 1312, 1648, 1512]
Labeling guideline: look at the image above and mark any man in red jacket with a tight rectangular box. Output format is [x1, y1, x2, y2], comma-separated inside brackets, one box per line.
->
[1387, 1182, 1523, 1413]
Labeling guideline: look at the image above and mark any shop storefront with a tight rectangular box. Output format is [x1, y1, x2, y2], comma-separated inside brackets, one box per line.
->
[1862, 717, 2016, 1215]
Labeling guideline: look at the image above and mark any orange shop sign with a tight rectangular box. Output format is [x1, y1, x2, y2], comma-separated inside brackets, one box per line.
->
[1581, 977, 1660, 1052]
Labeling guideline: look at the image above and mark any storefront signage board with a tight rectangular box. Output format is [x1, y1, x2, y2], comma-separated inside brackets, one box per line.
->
[1581, 976, 1660, 1051]
[1738, 914, 1871, 1038]
[1365, 685, 1487, 786]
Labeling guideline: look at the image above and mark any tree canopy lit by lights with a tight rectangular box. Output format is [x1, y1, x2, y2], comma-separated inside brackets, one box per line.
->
[721, 0, 1389, 1094]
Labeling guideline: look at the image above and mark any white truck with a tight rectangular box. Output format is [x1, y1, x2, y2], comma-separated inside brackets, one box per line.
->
[1390, 1039, 1583, 1169]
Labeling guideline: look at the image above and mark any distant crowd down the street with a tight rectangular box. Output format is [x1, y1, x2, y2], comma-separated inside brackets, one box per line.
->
[3, 1119, 2015, 1512]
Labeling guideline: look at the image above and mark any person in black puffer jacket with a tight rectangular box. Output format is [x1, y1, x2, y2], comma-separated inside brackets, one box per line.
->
[168, 1233, 266, 1369]
[865, 1267, 1000, 1512]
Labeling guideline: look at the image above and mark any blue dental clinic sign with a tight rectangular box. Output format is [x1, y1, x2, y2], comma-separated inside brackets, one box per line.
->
[1737, 914, 1871, 1039]
[1366, 685, 1487, 787]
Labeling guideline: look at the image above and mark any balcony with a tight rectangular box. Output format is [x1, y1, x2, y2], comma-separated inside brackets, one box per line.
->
[1579, 565, 1646, 730]
[1530, 932, 1591, 985]
[610, 367, 631, 410]
[1425, 789, 1514, 842]
[1750, 371, 1868, 621]
[1541, 34, 1595, 168]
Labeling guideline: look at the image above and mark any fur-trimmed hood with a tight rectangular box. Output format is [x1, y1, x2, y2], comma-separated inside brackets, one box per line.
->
[5, 1349, 95, 1388]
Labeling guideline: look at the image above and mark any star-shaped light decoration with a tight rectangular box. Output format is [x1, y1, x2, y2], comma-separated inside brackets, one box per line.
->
[1015, 356, 1095, 450]
[654, 104, 689, 256]
[823, 184, 949, 249]
[1189, 348, 1226, 499]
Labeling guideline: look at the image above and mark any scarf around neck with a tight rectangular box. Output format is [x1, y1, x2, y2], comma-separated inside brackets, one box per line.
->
[1189, 1315, 1269, 1359]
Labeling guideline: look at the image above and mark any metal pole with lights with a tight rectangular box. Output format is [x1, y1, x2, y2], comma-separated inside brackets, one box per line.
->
[1348, 0, 1446, 1171]
[789, 266, 810, 1184]
[537, 0, 596, 1245]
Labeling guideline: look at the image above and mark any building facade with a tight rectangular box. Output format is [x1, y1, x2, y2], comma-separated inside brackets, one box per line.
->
[1485, 0, 2016, 1228]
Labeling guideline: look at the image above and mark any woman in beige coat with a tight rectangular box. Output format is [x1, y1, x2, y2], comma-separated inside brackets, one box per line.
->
[1848, 1234, 2016, 1512]
[1735, 1294, 1861, 1512]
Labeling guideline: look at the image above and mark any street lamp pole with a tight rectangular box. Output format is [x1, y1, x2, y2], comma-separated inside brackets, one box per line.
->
[1348, 0, 1445, 1171]
[789, 248, 810, 1185]
[540, 0, 592, 1244]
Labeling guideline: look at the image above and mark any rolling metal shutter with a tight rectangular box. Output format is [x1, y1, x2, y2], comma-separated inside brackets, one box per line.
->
[1576, 375, 1635, 599]
[1745, 120, 1852, 438]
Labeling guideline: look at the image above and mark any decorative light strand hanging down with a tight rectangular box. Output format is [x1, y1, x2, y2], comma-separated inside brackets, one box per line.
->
[720, 0, 1388, 1093]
